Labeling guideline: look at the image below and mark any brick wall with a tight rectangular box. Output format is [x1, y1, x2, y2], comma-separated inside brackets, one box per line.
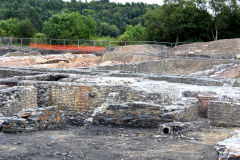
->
[208, 101, 240, 127]
[197, 94, 219, 118]
[20, 82, 177, 114]
[50, 85, 95, 112]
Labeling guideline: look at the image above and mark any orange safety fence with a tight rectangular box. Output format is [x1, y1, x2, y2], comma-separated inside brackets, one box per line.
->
[30, 43, 106, 52]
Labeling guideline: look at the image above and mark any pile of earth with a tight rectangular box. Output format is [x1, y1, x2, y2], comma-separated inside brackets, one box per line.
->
[100, 44, 168, 64]
[100, 39, 240, 65]
[170, 39, 240, 59]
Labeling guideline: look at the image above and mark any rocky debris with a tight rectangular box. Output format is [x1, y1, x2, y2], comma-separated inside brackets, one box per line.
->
[68, 111, 93, 126]
[0, 53, 101, 68]
[0, 106, 65, 133]
[35, 58, 69, 64]
[182, 90, 198, 97]
[235, 54, 240, 59]
[216, 130, 240, 160]
[0, 47, 18, 56]
[3, 51, 25, 57]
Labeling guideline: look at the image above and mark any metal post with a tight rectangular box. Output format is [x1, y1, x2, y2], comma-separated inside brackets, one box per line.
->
[0, 37, 1, 45]
[21, 38, 22, 46]
[108, 40, 110, 48]
[78, 40, 79, 48]
[93, 40, 95, 46]
[10, 37, 12, 46]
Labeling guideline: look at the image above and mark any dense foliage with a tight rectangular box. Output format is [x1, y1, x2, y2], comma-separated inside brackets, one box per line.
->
[43, 12, 96, 39]
[0, 0, 153, 37]
[0, 0, 240, 42]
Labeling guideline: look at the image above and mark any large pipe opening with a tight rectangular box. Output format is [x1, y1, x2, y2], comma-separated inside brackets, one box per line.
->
[163, 127, 170, 134]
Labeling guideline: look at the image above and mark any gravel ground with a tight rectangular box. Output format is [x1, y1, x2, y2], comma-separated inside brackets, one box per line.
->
[0, 125, 233, 160]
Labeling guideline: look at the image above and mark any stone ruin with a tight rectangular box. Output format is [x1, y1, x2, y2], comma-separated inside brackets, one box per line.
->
[1, 59, 240, 159]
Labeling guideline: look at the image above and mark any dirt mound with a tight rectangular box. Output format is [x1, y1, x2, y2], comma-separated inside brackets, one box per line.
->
[170, 39, 240, 58]
[101, 44, 168, 63]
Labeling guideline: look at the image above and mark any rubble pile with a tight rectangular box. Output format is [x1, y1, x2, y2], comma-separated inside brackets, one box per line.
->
[216, 130, 240, 160]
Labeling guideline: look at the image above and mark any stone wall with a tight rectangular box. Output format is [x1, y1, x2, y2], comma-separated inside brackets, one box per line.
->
[0, 68, 40, 78]
[93, 98, 198, 128]
[214, 64, 240, 80]
[0, 106, 65, 133]
[19, 80, 179, 114]
[208, 101, 240, 127]
[0, 86, 37, 116]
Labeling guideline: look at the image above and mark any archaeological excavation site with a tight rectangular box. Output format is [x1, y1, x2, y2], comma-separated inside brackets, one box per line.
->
[1, 39, 240, 160]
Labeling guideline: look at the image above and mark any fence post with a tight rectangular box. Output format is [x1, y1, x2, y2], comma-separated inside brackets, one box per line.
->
[10, 37, 12, 46]
[64, 39, 66, 46]
[108, 40, 111, 49]
[34, 38, 37, 47]
[0, 37, 1, 45]
[93, 40, 95, 46]
[78, 40, 79, 48]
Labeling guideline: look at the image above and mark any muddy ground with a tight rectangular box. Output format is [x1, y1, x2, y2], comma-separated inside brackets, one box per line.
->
[0, 125, 234, 160]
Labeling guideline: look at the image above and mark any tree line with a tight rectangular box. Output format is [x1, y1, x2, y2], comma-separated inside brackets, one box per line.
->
[0, 0, 240, 43]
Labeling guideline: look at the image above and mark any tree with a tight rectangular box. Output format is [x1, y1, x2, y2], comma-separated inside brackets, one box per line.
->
[145, 0, 212, 42]
[0, 18, 20, 37]
[0, 28, 6, 37]
[0, 0, 155, 37]
[119, 24, 146, 41]
[18, 19, 36, 38]
[209, 0, 229, 40]
[42, 12, 96, 39]
[109, 25, 120, 37]
[97, 22, 119, 37]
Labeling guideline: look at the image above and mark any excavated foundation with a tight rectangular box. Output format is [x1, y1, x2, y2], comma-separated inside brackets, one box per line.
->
[0, 60, 240, 159]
